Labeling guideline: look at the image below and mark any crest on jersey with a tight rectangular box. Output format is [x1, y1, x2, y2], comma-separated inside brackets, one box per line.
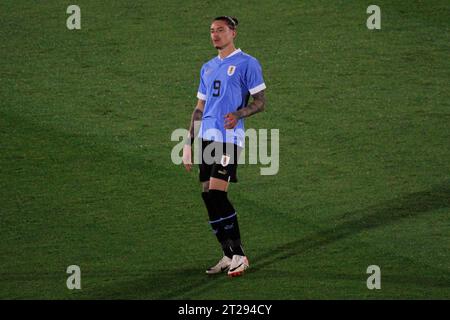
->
[227, 65, 236, 76]
[220, 154, 231, 167]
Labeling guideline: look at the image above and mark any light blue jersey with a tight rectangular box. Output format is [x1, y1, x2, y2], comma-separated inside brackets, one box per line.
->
[196, 48, 266, 147]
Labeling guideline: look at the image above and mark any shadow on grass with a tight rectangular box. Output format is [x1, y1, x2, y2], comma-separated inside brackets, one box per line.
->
[89, 181, 449, 299]
[85, 267, 223, 300]
[250, 181, 450, 271]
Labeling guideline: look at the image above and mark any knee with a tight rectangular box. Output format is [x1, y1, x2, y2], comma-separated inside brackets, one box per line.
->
[208, 189, 226, 202]
[209, 189, 235, 214]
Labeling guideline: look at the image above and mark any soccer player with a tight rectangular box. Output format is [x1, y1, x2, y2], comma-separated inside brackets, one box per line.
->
[182, 16, 266, 277]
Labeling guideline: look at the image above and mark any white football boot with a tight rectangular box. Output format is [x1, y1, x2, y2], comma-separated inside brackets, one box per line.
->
[206, 256, 232, 275]
[227, 255, 249, 277]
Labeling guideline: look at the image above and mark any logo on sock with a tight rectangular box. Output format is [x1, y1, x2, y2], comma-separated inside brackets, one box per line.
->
[224, 223, 234, 230]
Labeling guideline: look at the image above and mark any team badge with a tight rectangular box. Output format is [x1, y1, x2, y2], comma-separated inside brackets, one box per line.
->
[220, 154, 231, 167]
[227, 65, 236, 76]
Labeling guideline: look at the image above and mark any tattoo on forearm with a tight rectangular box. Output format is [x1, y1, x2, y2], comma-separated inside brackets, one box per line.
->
[189, 108, 203, 138]
[233, 90, 266, 119]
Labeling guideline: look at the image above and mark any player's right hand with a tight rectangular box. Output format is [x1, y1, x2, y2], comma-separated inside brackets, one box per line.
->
[182, 144, 193, 172]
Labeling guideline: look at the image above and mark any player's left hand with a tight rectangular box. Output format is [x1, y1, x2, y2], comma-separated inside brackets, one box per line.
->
[224, 112, 239, 129]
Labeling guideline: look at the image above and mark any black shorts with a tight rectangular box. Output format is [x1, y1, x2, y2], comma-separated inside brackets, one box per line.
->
[199, 139, 243, 183]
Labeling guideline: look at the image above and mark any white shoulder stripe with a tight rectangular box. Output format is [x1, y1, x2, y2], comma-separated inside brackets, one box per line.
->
[249, 83, 266, 95]
[197, 92, 207, 101]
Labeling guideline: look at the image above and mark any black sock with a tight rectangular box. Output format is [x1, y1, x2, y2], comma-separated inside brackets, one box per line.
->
[201, 192, 233, 257]
[220, 240, 234, 259]
[223, 218, 245, 256]
[209, 190, 245, 256]
[229, 238, 245, 256]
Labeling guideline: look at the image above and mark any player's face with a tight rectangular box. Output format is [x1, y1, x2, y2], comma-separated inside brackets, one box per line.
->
[210, 20, 236, 50]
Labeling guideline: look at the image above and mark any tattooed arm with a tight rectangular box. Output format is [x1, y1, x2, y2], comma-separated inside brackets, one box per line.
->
[186, 99, 205, 144]
[235, 90, 266, 119]
[224, 90, 266, 129]
[183, 99, 204, 172]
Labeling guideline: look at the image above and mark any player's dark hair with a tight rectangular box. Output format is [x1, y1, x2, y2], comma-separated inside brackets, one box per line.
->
[213, 16, 239, 30]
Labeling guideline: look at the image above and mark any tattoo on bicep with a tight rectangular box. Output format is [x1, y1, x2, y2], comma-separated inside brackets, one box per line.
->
[234, 90, 266, 119]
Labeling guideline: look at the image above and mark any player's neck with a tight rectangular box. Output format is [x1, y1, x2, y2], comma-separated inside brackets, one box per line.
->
[218, 44, 237, 60]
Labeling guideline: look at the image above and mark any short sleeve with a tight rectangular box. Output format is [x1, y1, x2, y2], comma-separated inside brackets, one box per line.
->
[197, 66, 207, 101]
[245, 58, 266, 95]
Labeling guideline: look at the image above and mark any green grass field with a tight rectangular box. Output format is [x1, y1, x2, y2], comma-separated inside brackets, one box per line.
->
[1, 0, 449, 299]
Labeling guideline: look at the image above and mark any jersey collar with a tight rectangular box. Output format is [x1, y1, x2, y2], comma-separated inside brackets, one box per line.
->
[217, 48, 242, 61]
